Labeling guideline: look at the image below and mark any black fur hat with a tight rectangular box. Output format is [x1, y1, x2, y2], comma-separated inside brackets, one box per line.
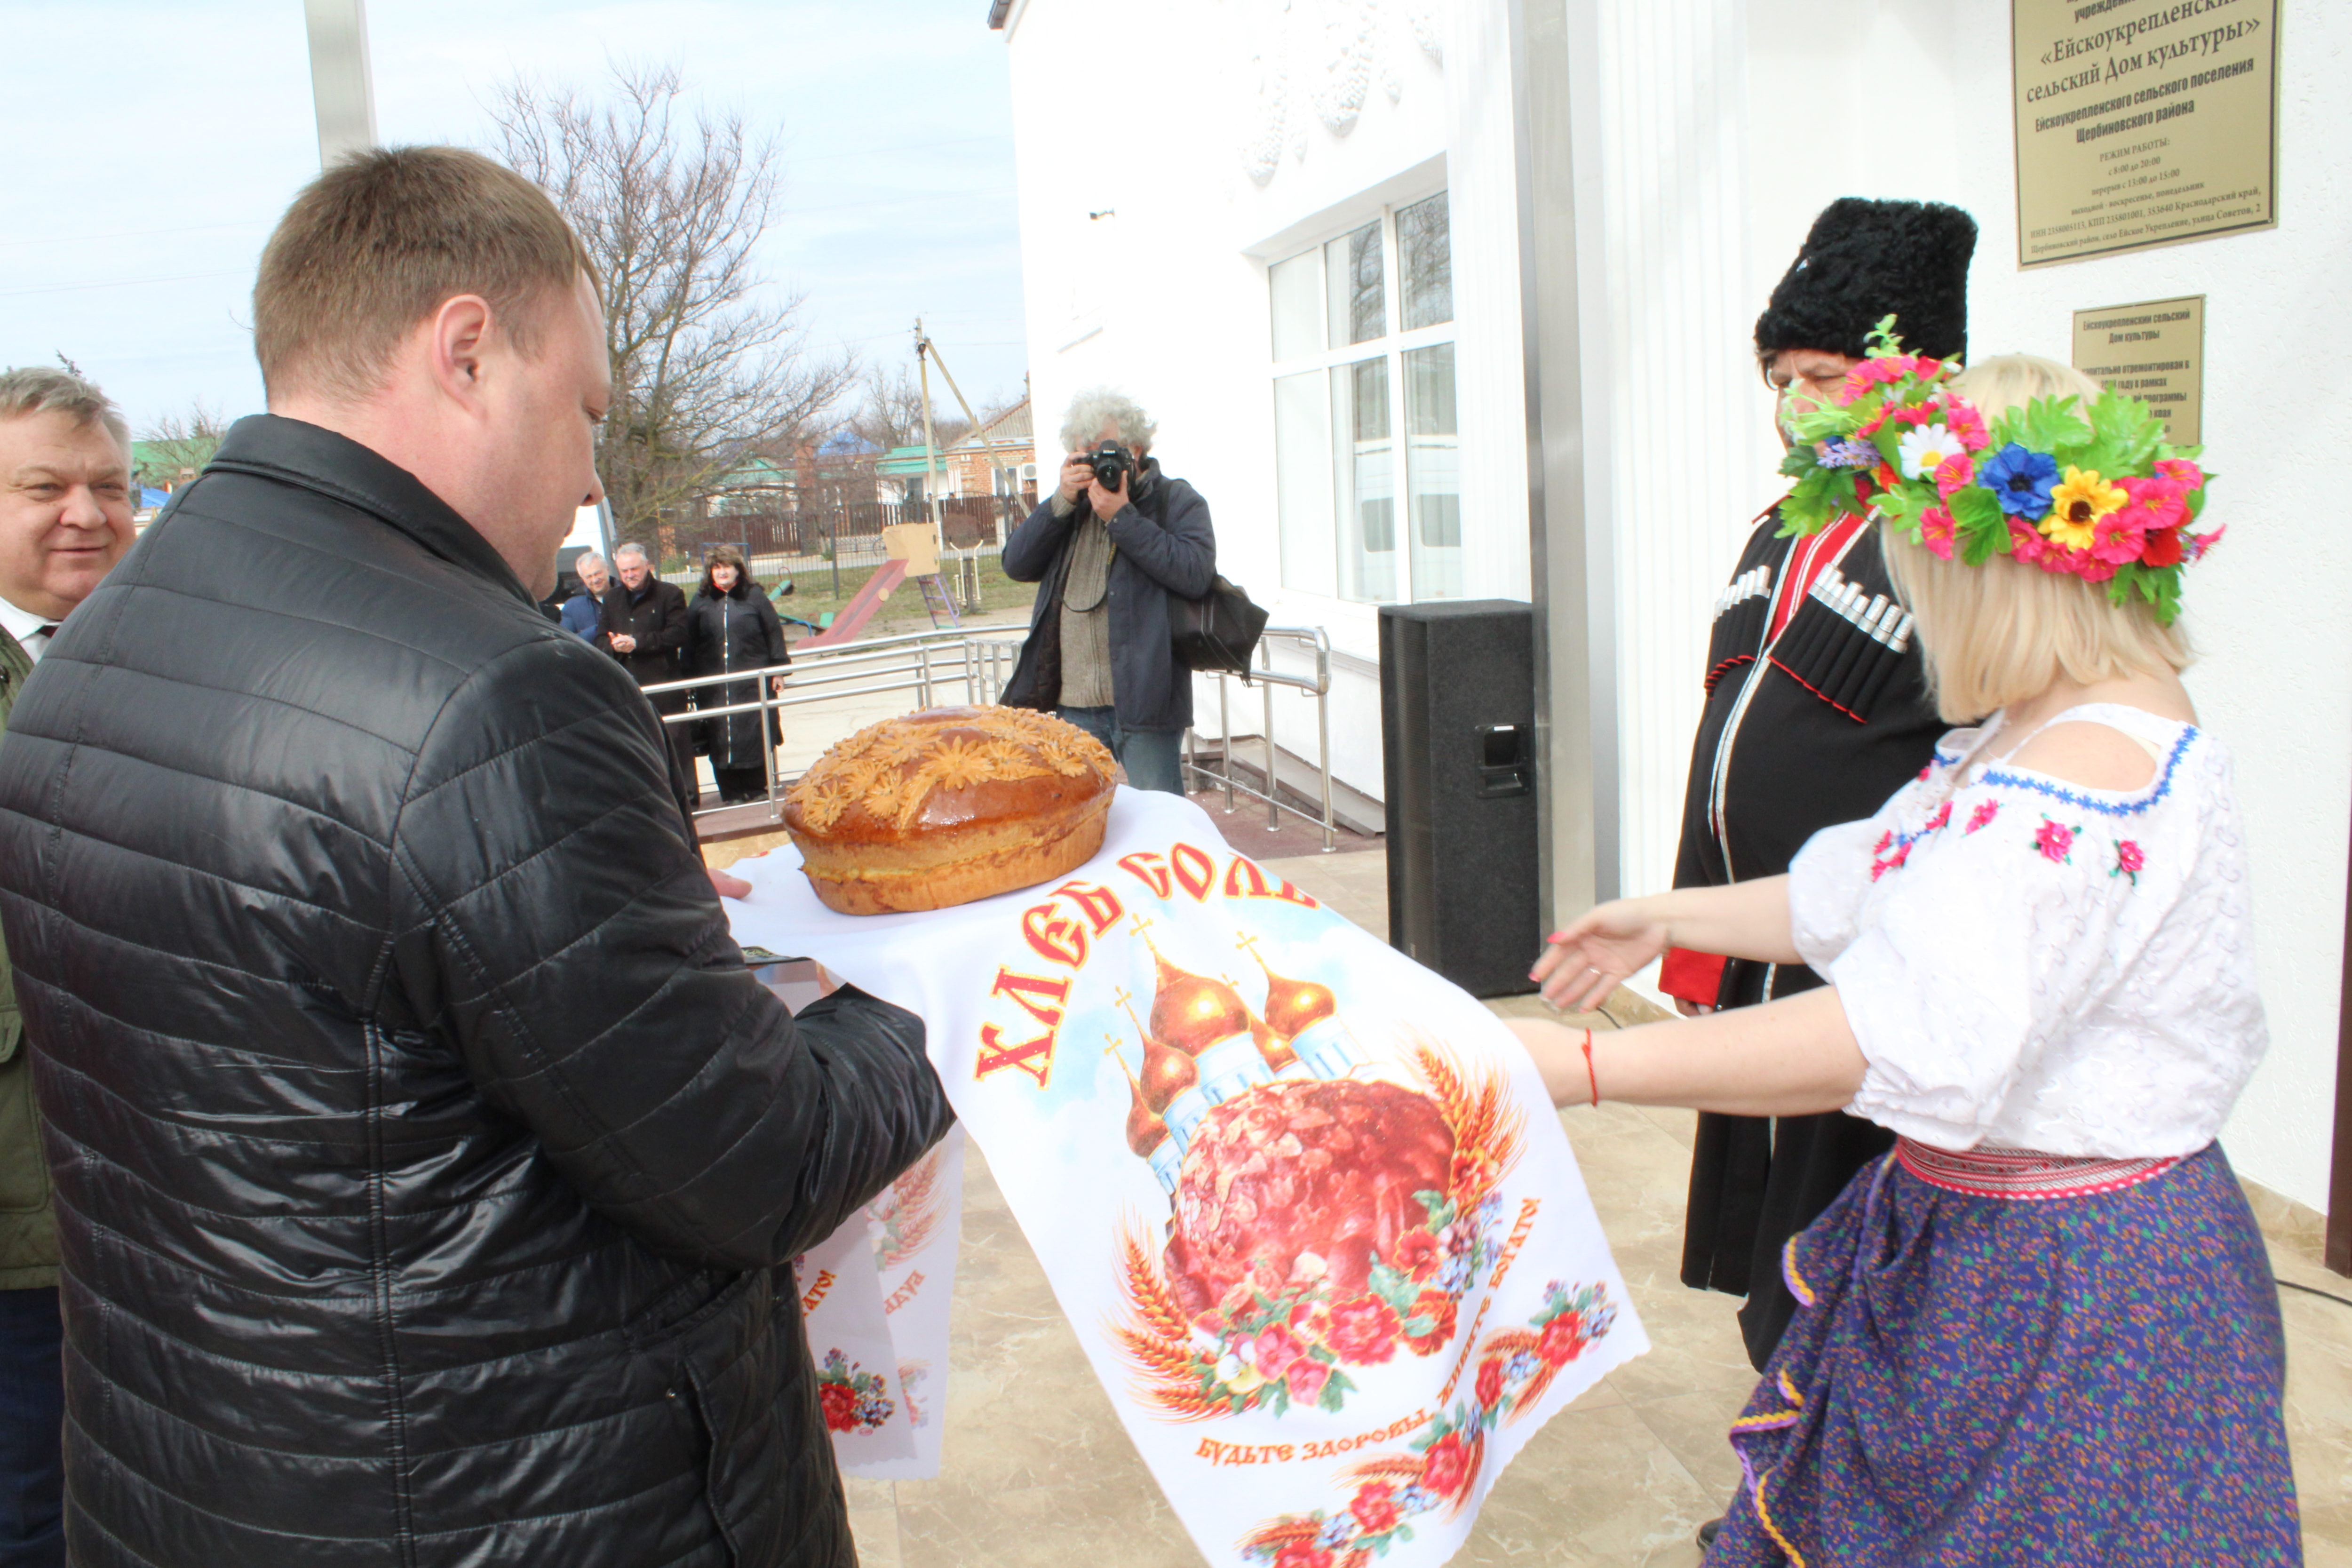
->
[1754, 198, 1977, 364]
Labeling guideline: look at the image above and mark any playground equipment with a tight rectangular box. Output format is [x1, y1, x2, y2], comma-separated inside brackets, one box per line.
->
[795, 521, 959, 650]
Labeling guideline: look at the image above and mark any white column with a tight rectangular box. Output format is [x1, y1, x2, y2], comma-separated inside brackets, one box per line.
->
[304, 0, 377, 169]
[1518, 0, 1776, 932]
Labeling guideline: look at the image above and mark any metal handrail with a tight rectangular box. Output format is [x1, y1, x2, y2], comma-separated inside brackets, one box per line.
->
[636, 622, 1342, 851]
[1183, 626, 1337, 852]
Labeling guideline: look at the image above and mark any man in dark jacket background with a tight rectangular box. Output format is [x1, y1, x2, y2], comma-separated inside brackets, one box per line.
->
[0, 365, 135, 1568]
[599, 538, 698, 803]
[1000, 389, 1214, 792]
[0, 147, 950, 1568]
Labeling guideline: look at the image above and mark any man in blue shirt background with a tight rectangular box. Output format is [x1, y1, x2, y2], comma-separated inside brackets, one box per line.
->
[559, 549, 606, 638]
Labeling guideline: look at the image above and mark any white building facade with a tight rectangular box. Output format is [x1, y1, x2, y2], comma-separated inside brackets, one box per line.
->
[993, 0, 2352, 1222]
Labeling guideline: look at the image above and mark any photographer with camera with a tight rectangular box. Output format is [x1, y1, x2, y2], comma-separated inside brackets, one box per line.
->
[1000, 389, 1214, 793]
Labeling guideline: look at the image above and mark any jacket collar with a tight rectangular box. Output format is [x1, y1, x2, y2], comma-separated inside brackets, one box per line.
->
[205, 415, 538, 609]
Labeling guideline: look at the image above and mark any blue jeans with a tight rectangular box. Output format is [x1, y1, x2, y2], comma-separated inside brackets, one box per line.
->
[1055, 706, 1184, 795]
[0, 1289, 63, 1568]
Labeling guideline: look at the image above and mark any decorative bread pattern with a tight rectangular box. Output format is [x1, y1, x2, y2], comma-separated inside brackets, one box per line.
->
[782, 706, 1118, 914]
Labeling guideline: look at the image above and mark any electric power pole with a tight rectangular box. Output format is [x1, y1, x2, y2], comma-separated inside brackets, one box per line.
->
[914, 321, 991, 611]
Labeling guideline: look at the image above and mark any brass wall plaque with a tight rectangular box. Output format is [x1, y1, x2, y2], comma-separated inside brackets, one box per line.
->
[2012, 0, 2278, 267]
[2073, 294, 2205, 446]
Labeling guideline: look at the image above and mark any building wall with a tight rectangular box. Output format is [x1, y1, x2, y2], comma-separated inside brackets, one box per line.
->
[1734, 0, 2351, 1218]
[1001, 0, 1524, 799]
[1003, 0, 2351, 1211]
[1566, 0, 1781, 911]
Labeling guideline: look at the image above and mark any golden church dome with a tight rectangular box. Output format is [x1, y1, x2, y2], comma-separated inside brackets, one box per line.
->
[1250, 1012, 1298, 1073]
[1138, 1030, 1198, 1112]
[1256, 956, 1337, 1040]
[1150, 953, 1250, 1057]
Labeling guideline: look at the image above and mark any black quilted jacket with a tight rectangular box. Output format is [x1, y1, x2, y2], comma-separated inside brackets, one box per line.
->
[0, 415, 952, 1568]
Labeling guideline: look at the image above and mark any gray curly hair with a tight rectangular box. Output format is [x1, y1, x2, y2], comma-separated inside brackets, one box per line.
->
[0, 365, 130, 454]
[1060, 388, 1156, 455]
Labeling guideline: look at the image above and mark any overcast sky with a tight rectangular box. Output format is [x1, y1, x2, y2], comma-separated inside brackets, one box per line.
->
[2, 0, 1028, 434]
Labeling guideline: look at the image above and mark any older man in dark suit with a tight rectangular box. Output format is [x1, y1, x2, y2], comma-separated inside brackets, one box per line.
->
[0, 365, 135, 1568]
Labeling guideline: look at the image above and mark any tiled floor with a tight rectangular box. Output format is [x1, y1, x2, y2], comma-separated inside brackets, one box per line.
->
[764, 843, 2352, 1565]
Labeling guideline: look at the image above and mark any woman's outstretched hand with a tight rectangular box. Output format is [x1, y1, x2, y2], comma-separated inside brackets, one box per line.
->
[1531, 899, 1672, 1013]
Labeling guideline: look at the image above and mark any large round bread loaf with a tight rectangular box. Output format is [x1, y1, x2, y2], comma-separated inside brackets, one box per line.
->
[782, 706, 1118, 914]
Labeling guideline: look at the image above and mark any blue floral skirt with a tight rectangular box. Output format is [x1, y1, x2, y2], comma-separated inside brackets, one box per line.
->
[1707, 1141, 2301, 1566]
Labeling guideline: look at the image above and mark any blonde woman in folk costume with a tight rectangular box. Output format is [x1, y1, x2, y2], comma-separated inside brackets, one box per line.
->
[1513, 347, 2298, 1563]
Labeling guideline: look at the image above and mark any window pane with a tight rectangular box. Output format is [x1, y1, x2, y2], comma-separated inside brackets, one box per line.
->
[1399, 192, 1452, 330]
[1404, 342, 1461, 599]
[1326, 222, 1385, 348]
[1332, 356, 1396, 603]
[1273, 370, 1336, 597]
[1269, 251, 1322, 361]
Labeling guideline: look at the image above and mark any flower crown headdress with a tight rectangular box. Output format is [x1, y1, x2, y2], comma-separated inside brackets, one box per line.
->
[1777, 317, 2217, 625]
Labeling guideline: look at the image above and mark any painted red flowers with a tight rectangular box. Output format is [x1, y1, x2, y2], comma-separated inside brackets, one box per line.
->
[1272, 1544, 1334, 1568]
[819, 1382, 859, 1432]
[1285, 1357, 1331, 1404]
[1252, 1322, 1309, 1382]
[2033, 818, 2075, 864]
[1420, 1432, 1474, 1498]
[1350, 1480, 1403, 1536]
[1475, 1357, 1506, 1410]
[1538, 1309, 1590, 1366]
[1326, 1296, 1403, 1365]
[1392, 1229, 1441, 1282]
[1402, 1289, 1458, 1355]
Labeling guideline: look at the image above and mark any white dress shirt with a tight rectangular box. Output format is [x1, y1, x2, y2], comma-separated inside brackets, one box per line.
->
[0, 596, 57, 665]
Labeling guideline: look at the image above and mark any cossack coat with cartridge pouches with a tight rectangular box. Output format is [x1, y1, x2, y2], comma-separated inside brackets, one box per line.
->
[1672, 504, 1947, 1369]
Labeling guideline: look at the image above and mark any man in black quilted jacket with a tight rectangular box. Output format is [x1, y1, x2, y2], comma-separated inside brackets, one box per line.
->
[0, 147, 951, 1568]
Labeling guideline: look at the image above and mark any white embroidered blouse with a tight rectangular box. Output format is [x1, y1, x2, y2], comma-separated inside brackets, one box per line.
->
[1788, 703, 2267, 1157]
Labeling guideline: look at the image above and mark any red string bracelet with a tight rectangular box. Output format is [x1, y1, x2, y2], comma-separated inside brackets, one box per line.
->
[1579, 1027, 1598, 1108]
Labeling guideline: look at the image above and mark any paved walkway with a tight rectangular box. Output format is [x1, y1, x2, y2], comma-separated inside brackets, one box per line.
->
[803, 845, 2352, 1567]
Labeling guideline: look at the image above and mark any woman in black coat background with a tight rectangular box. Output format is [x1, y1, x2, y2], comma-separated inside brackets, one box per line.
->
[687, 544, 789, 803]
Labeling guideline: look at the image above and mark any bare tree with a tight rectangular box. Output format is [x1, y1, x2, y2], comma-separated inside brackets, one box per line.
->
[490, 64, 857, 541]
[137, 402, 227, 491]
[847, 363, 969, 456]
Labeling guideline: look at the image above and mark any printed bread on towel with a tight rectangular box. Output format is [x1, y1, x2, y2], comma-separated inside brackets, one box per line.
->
[782, 706, 1117, 914]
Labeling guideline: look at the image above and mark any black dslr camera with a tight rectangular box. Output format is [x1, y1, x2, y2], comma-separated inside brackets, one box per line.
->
[1089, 441, 1134, 491]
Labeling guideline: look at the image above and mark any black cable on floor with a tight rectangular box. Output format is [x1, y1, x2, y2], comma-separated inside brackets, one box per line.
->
[2275, 1276, 2352, 1311]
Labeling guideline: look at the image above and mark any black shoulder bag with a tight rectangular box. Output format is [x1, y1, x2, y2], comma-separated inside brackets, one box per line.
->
[1169, 576, 1270, 676]
[1130, 475, 1268, 676]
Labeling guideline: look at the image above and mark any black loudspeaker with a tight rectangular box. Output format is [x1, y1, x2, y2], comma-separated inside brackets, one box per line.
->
[1378, 601, 1540, 998]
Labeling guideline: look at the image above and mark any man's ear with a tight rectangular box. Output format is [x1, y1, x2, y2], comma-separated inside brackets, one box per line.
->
[426, 294, 497, 411]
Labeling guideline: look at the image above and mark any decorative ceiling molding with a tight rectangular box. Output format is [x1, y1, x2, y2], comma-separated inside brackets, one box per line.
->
[1240, 0, 1446, 188]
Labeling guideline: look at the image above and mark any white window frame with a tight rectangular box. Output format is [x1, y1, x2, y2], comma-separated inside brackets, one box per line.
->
[1267, 190, 1455, 606]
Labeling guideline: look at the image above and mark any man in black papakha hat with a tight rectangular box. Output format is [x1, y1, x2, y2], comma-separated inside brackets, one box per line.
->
[1660, 196, 1976, 1426]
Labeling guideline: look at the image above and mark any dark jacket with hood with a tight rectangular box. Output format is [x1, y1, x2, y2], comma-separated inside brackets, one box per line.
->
[0, 414, 952, 1568]
[998, 457, 1215, 732]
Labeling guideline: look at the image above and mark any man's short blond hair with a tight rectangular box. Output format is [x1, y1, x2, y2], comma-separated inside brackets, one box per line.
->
[253, 146, 596, 404]
[1882, 353, 2192, 723]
